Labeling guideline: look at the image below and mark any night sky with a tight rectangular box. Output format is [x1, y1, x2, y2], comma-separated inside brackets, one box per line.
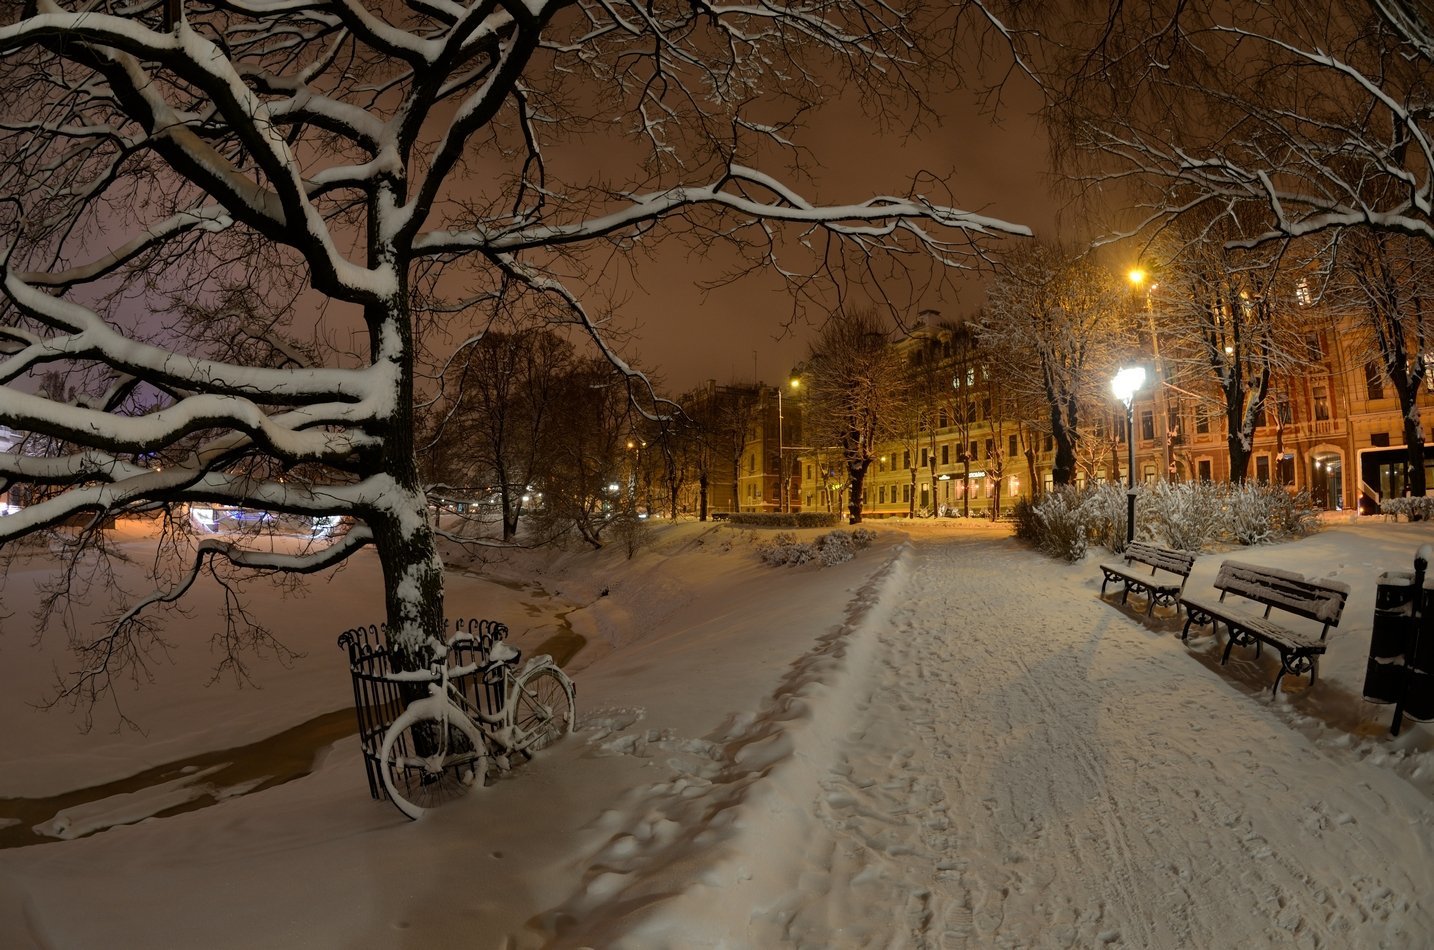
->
[611, 74, 1061, 392]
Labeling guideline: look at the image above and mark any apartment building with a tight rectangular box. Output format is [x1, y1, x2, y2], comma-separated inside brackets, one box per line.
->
[783, 314, 1434, 518]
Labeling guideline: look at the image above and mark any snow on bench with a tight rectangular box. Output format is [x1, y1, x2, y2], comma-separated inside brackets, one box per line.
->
[1179, 560, 1350, 696]
[1097, 540, 1196, 617]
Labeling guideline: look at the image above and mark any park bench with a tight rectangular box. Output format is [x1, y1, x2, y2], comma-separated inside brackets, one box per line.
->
[1098, 540, 1196, 617]
[1180, 560, 1349, 695]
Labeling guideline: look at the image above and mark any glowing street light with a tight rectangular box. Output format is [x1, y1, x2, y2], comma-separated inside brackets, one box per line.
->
[1112, 366, 1147, 545]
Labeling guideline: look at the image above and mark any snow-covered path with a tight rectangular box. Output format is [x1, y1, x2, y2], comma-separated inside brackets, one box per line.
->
[601, 531, 1433, 948]
[769, 532, 1431, 948]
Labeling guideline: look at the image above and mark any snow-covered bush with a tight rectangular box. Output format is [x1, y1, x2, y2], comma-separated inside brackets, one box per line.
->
[1082, 482, 1129, 554]
[816, 530, 855, 566]
[1265, 486, 1321, 538]
[610, 512, 651, 559]
[1012, 496, 1041, 543]
[1146, 480, 1222, 551]
[1227, 482, 1275, 545]
[757, 532, 801, 565]
[726, 512, 842, 528]
[757, 529, 873, 567]
[1016, 480, 1320, 560]
[1032, 486, 1090, 562]
[1381, 496, 1434, 521]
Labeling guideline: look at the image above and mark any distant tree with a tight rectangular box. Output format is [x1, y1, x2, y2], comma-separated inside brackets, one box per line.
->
[425, 325, 572, 541]
[680, 383, 760, 521]
[0, 0, 1029, 696]
[946, 317, 983, 516]
[528, 360, 634, 550]
[804, 310, 907, 524]
[1328, 229, 1434, 498]
[901, 322, 952, 517]
[1142, 219, 1313, 482]
[719, 391, 762, 515]
[979, 244, 1137, 486]
[646, 412, 695, 521]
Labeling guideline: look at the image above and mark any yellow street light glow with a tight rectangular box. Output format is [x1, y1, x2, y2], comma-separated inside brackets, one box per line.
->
[1128, 267, 1147, 287]
[1111, 366, 1147, 403]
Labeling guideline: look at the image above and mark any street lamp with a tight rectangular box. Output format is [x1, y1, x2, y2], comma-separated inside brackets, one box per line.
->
[777, 376, 800, 513]
[1112, 365, 1147, 545]
[1129, 265, 1176, 481]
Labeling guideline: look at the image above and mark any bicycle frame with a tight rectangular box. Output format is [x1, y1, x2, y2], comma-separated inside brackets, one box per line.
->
[378, 629, 575, 819]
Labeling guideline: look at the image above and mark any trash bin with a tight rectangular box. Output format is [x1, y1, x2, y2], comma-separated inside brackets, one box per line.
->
[1366, 571, 1418, 704]
[1404, 598, 1434, 722]
[1365, 545, 1434, 734]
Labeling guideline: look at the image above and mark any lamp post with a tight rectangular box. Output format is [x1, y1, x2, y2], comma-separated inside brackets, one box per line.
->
[1129, 266, 1174, 480]
[777, 376, 800, 512]
[1112, 366, 1147, 545]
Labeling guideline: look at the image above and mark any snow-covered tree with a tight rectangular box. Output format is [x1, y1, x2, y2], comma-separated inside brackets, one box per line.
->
[0, 0, 1031, 688]
[803, 309, 906, 524]
[1327, 228, 1434, 497]
[1044, 0, 1434, 483]
[1139, 218, 1314, 483]
[425, 323, 572, 541]
[1051, 2, 1434, 249]
[979, 243, 1136, 486]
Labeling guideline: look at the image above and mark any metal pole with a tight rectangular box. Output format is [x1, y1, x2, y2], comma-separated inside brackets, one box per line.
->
[1126, 398, 1137, 544]
[778, 387, 785, 513]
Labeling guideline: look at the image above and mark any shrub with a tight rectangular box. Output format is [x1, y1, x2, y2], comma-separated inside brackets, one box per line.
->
[1381, 496, 1434, 522]
[756, 528, 875, 568]
[756, 531, 800, 565]
[1147, 480, 1221, 551]
[1015, 480, 1321, 561]
[1269, 486, 1321, 537]
[1082, 482, 1128, 554]
[816, 530, 855, 566]
[1033, 486, 1089, 562]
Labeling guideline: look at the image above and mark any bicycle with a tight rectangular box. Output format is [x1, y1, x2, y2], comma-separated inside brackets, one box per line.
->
[377, 625, 576, 820]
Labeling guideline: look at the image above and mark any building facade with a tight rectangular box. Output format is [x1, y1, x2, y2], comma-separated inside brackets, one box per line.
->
[783, 313, 1434, 518]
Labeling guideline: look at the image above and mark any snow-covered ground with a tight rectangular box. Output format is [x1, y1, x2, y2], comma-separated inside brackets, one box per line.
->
[1, 515, 1432, 948]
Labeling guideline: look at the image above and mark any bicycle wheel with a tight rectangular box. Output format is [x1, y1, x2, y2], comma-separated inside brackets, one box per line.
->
[511, 666, 575, 753]
[379, 696, 491, 820]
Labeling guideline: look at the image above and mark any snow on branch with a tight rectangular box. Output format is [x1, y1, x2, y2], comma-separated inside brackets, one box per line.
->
[2, 273, 383, 403]
[416, 164, 1031, 257]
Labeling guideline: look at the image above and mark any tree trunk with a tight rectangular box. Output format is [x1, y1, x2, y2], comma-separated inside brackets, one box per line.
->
[373, 296, 447, 671]
[846, 458, 870, 524]
[699, 473, 709, 521]
[962, 462, 970, 517]
[1403, 415, 1428, 500]
[1050, 400, 1078, 486]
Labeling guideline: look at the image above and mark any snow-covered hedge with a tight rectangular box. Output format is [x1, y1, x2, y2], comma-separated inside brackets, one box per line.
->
[1013, 487, 1089, 562]
[1381, 496, 1434, 521]
[724, 511, 842, 528]
[1016, 481, 1319, 561]
[757, 528, 876, 567]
